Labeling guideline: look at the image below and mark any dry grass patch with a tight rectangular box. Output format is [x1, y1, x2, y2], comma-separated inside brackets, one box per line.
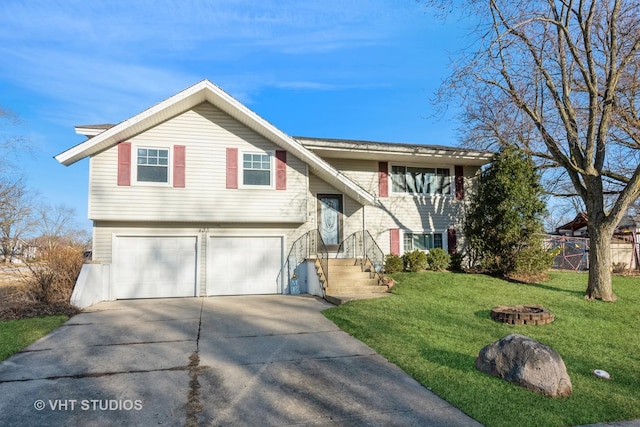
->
[0, 247, 84, 320]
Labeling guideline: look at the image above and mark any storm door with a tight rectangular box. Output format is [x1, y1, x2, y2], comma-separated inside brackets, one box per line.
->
[317, 194, 343, 251]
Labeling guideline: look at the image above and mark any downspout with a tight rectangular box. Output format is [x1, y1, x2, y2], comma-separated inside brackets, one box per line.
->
[362, 204, 366, 267]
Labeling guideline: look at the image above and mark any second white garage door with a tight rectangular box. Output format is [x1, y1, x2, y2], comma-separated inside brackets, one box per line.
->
[112, 236, 198, 299]
[207, 236, 283, 295]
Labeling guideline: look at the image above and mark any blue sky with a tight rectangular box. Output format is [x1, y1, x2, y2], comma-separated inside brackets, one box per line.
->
[1, 1, 469, 231]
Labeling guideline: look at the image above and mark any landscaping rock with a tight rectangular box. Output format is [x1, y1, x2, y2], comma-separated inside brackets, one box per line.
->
[475, 334, 572, 397]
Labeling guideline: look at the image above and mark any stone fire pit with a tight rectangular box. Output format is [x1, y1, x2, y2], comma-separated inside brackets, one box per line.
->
[490, 305, 555, 325]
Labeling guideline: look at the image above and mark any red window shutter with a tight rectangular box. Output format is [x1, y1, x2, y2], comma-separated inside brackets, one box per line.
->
[378, 162, 389, 197]
[275, 150, 287, 190]
[390, 228, 400, 255]
[173, 145, 185, 188]
[455, 165, 464, 200]
[117, 142, 131, 186]
[447, 228, 457, 254]
[226, 148, 238, 189]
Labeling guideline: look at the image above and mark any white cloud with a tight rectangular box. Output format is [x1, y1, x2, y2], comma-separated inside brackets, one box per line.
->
[271, 80, 391, 92]
[0, 0, 437, 130]
[0, 0, 458, 233]
[0, 0, 419, 55]
[0, 46, 197, 121]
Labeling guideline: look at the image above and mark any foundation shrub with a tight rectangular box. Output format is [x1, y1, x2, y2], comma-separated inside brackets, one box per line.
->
[426, 248, 451, 271]
[384, 254, 404, 273]
[402, 250, 427, 272]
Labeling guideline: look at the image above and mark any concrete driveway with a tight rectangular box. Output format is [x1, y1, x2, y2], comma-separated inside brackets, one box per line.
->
[0, 296, 481, 426]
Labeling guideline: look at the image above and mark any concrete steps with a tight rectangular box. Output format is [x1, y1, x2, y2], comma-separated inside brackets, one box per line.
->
[325, 285, 389, 295]
[324, 293, 392, 306]
[324, 258, 389, 299]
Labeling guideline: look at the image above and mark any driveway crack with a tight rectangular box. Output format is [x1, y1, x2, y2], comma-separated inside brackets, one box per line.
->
[19, 339, 195, 352]
[185, 297, 204, 426]
[0, 366, 192, 383]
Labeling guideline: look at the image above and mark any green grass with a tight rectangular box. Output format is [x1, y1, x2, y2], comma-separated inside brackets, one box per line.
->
[323, 271, 640, 427]
[0, 316, 68, 361]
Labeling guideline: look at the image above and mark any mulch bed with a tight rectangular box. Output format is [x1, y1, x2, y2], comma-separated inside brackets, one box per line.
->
[0, 302, 81, 321]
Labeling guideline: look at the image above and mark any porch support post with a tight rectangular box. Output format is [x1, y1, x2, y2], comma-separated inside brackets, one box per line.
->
[362, 205, 366, 267]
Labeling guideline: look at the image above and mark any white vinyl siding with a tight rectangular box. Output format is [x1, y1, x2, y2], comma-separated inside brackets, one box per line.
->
[307, 174, 364, 242]
[88, 104, 480, 279]
[313, 158, 479, 255]
[89, 103, 307, 223]
[92, 159, 478, 272]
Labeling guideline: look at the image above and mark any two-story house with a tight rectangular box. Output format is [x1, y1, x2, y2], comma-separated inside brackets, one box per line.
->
[56, 80, 492, 307]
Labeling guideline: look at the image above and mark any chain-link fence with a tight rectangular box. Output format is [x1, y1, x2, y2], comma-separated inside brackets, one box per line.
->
[543, 234, 640, 272]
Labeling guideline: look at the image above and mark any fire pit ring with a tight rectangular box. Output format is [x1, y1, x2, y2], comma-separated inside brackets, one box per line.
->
[490, 304, 555, 325]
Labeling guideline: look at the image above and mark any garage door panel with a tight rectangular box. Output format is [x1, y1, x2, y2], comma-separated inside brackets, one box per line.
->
[113, 236, 197, 299]
[207, 236, 282, 296]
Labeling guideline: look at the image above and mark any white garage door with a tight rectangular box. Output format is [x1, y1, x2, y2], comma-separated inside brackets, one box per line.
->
[113, 236, 197, 299]
[207, 236, 283, 295]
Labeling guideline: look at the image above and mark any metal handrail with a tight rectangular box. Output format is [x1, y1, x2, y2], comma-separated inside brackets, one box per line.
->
[336, 231, 364, 264]
[335, 230, 384, 282]
[276, 232, 307, 294]
[363, 230, 385, 282]
[310, 229, 329, 293]
[277, 229, 329, 296]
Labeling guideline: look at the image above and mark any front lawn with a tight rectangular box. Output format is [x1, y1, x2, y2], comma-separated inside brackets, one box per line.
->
[323, 271, 640, 427]
[0, 316, 68, 361]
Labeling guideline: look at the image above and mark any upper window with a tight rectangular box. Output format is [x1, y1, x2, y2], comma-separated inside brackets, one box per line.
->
[137, 148, 169, 183]
[391, 166, 451, 195]
[243, 152, 272, 186]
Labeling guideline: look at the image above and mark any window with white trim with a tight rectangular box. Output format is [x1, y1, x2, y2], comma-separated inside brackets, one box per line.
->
[242, 152, 272, 186]
[137, 148, 169, 183]
[403, 232, 443, 252]
[391, 166, 451, 195]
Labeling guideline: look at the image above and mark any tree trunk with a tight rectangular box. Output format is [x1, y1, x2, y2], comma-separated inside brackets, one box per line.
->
[585, 225, 617, 301]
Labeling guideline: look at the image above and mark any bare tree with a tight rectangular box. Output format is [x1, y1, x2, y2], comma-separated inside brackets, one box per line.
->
[35, 204, 89, 251]
[0, 107, 34, 261]
[544, 199, 585, 233]
[0, 107, 29, 172]
[0, 179, 36, 262]
[434, 0, 640, 301]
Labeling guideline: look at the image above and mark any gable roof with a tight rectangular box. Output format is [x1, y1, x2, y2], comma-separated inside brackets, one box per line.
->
[556, 212, 589, 233]
[297, 137, 493, 166]
[55, 79, 376, 205]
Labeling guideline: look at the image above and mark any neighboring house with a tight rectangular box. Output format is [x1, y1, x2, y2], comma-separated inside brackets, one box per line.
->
[55, 80, 492, 305]
[555, 212, 589, 237]
[616, 215, 640, 235]
[555, 211, 640, 238]
[0, 238, 37, 262]
[550, 211, 640, 271]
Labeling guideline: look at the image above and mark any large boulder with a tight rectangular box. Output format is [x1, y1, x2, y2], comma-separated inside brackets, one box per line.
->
[475, 334, 572, 397]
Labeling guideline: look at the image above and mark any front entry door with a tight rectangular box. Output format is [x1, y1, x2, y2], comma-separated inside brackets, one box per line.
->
[318, 194, 343, 251]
